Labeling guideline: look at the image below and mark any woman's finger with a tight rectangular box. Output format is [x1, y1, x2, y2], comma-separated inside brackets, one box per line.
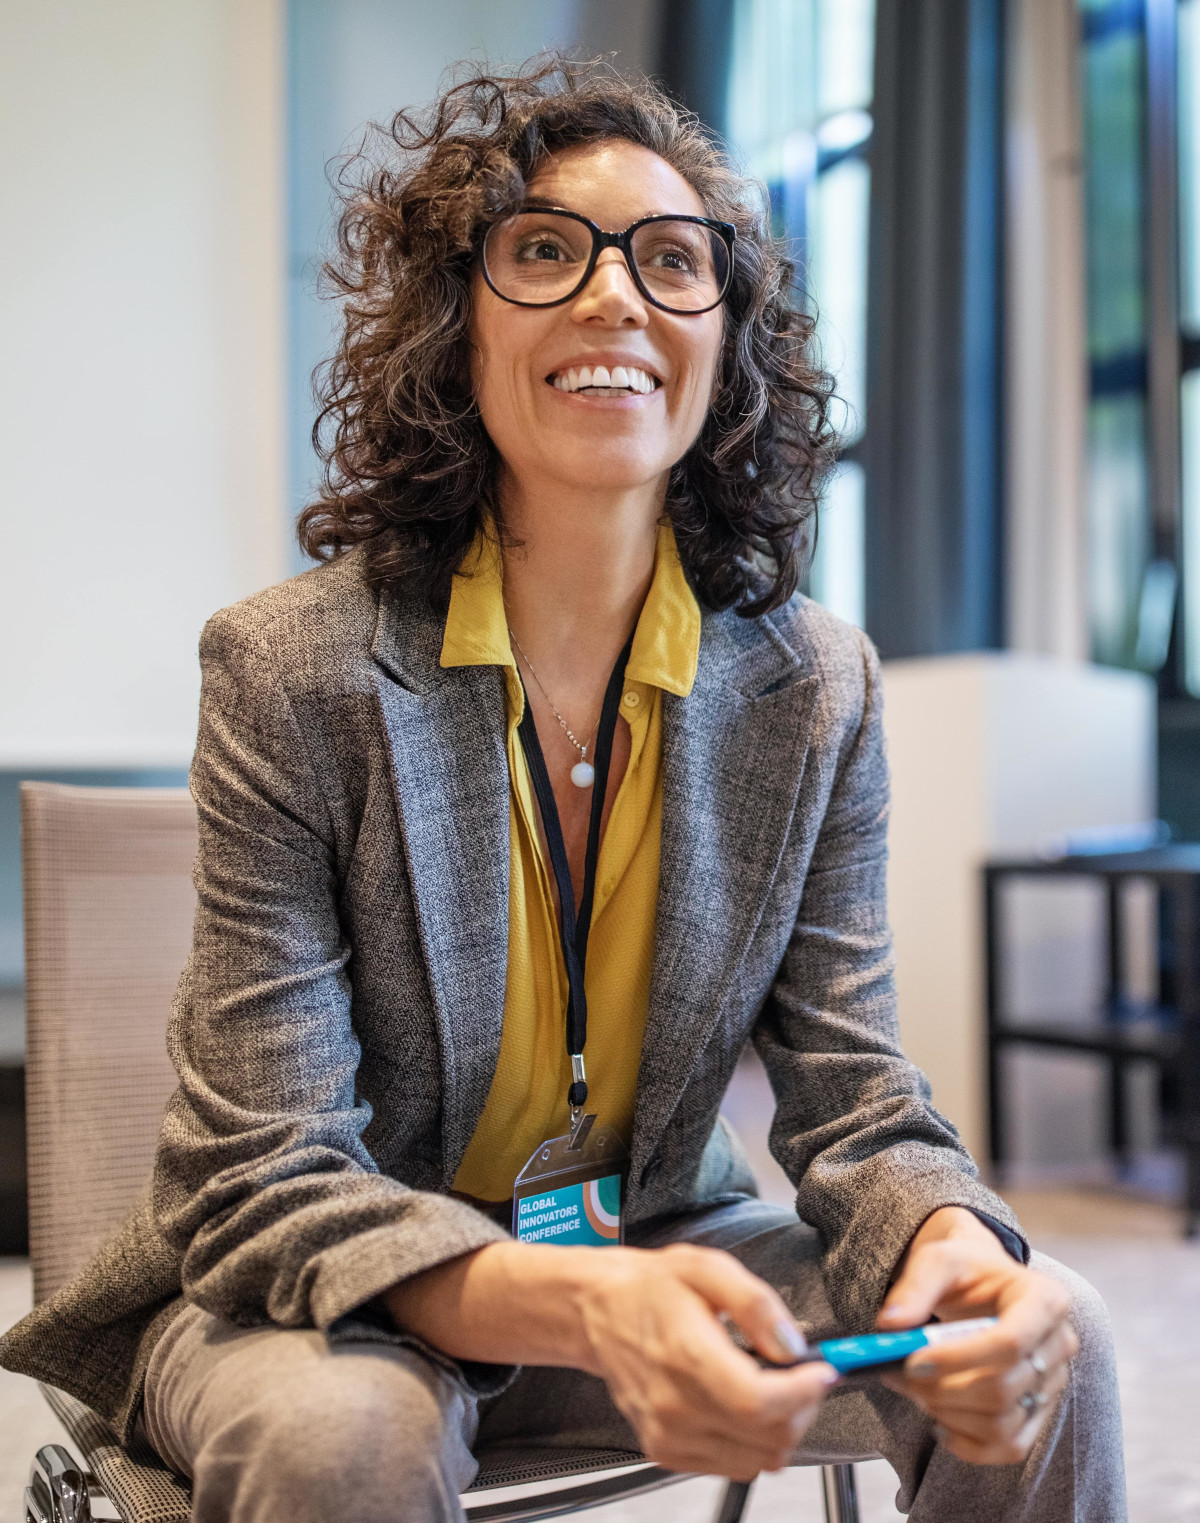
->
[902, 1283, 1072, 1381]
[927, 1362, 1067, 1435]
[879, 1239, 975, 1328]
[662, 1244, 809, 1364]
[898, 1361, 1069, 1463]
[924, 1361, 1070, 1425]
[640, 1283, 835, 1426]
[644, 1419, 798, 1480]
[606, 1293, 832, 1443]
[924, 1400, 1029, 1446]
[592, 1249, 838, 1471]
[676, 1347, 838, 1430]
[891, 1321, 1077, 1414]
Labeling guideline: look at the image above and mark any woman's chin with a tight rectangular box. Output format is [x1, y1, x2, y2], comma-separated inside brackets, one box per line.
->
[523, 444, 672, 498]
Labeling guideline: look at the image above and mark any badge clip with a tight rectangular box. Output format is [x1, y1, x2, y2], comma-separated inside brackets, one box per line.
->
[512, 1120, 629, 1246]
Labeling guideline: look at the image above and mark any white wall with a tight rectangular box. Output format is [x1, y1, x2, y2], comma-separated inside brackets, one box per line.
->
[0, 0, 665, 766]
[883, 654, 1156, 1160]
[0, 0, 287, 768]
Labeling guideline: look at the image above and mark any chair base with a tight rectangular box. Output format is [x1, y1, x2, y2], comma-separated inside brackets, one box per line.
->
[821, 1462, 861, 1522]
[38, 1382, 864, 1523]
[38, 1385, 691, 1523]
[463, 1462, 689, 1520]
[715, 1463, 861, 1523]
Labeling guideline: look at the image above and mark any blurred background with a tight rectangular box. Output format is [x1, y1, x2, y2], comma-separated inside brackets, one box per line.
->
[1, 2, 1198, 1518]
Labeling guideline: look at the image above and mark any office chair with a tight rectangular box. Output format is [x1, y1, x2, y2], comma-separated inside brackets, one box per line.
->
[18, 782, 866, 1522]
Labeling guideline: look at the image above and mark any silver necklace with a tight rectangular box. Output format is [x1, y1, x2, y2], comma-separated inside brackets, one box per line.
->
[508, 628, 599, 789]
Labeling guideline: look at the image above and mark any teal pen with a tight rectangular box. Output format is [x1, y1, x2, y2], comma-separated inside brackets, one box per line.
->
[803, 1317, 999, 1374]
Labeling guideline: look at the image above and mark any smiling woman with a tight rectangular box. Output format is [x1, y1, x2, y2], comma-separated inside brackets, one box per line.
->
[298, 60, 837, 616]
[0, 53, 1126, 1523]
[467, 138, 736, 576]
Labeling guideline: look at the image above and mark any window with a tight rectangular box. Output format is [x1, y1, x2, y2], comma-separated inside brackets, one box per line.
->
[1079, 0, 1200, 683]
[1079, 0, 1152, 670]
[1178, 0, 1200, 687]
[725, 0, 876, 628]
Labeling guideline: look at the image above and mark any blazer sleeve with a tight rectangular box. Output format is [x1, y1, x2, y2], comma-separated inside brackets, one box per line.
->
[151, 610, 512, 1393]
[754, 627, 1027, 1335]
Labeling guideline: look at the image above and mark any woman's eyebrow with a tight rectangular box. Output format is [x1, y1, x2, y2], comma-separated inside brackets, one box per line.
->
[518, 197, 689, 221]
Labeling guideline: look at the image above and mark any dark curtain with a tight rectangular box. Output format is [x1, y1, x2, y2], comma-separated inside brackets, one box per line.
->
[865, 0, 1007, 658]
[656, 0, 735, 133]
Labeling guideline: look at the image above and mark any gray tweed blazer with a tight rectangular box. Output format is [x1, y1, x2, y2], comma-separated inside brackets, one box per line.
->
[0, 547, 1023, 1441]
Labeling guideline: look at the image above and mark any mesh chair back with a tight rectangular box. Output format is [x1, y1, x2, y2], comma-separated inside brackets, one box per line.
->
[21, 783, 197, 1304]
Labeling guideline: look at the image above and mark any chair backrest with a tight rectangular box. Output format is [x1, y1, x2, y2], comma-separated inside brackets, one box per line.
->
[21, 783, 197, 1303]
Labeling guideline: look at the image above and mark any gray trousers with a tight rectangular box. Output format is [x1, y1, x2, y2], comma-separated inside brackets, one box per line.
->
[142, 1199, 1127, 1522]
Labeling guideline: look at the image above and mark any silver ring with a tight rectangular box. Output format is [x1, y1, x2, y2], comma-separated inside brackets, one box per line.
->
[1019, 1390, 1048, 1415]
[1030, 1351, 1048, 1380]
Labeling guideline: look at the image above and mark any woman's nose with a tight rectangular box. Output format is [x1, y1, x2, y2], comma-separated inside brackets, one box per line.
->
[571, 250, 649, 325]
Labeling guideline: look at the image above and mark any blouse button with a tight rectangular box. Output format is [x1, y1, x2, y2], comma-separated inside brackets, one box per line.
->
[622, 690, 641, 709]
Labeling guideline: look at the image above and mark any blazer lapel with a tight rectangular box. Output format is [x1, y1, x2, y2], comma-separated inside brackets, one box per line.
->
[371, 586, 511, 1183]
[631, 610, 820, 1184]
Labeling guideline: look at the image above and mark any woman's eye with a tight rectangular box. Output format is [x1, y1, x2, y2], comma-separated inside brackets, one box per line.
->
[649, 245, 697, 274]
[515, 237, 568, 263]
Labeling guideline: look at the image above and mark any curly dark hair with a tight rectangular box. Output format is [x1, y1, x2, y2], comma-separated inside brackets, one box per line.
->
[298, 56, 839, 616]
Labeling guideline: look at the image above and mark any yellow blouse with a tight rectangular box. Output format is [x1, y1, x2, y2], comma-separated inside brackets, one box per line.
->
[443, 523, 701, 1202]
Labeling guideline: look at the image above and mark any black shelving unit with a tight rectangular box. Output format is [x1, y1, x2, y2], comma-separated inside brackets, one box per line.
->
[0, 1062, 26, 1254]
[984, 846, 1200, 1236]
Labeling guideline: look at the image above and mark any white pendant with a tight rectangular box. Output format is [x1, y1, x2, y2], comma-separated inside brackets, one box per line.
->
[570, 760, 595, 789]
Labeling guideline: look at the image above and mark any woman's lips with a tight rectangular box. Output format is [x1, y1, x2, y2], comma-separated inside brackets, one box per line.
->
[548, 363, 660, 395]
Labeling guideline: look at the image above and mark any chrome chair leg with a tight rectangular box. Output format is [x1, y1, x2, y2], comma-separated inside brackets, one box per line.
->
[820, 1463, 859, 1523]
[27, 1446, 92, 1522]
[713, 1479, 752, 1522]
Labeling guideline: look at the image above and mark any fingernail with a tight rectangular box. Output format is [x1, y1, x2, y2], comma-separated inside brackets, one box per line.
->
[932, 1424, 949, 1444]
[879, 1303, 909, 1323]
[774, 1319, 808, 1361]
[819, 1365, 842, 1387]
[909, 1360, 937, 1379]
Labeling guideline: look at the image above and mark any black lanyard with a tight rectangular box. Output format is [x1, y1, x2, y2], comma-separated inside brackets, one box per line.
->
[516, 635, 634, 1113]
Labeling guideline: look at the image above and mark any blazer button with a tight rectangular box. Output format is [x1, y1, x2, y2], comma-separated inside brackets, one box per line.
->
[640, 1153, 662, 1187]
[622, 690, 640, 709]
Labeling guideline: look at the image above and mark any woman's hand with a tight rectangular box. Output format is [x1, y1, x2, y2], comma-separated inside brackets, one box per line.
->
[385, 1240, 838, 1481]
[571, 1242, 839, 1479]
[877, 1208, 1077, 1465]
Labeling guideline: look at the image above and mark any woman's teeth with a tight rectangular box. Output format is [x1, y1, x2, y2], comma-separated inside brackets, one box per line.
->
[552, 364, 657, 395]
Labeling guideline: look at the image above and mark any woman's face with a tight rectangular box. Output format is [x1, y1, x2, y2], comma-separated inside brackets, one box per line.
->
[469, 139, 726, 501]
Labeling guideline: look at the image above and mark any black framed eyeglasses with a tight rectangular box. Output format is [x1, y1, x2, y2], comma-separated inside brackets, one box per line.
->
[481, 206, 736, 315]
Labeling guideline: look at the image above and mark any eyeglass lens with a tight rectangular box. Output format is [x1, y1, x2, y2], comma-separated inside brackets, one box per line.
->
[484, 213, 730, 312]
